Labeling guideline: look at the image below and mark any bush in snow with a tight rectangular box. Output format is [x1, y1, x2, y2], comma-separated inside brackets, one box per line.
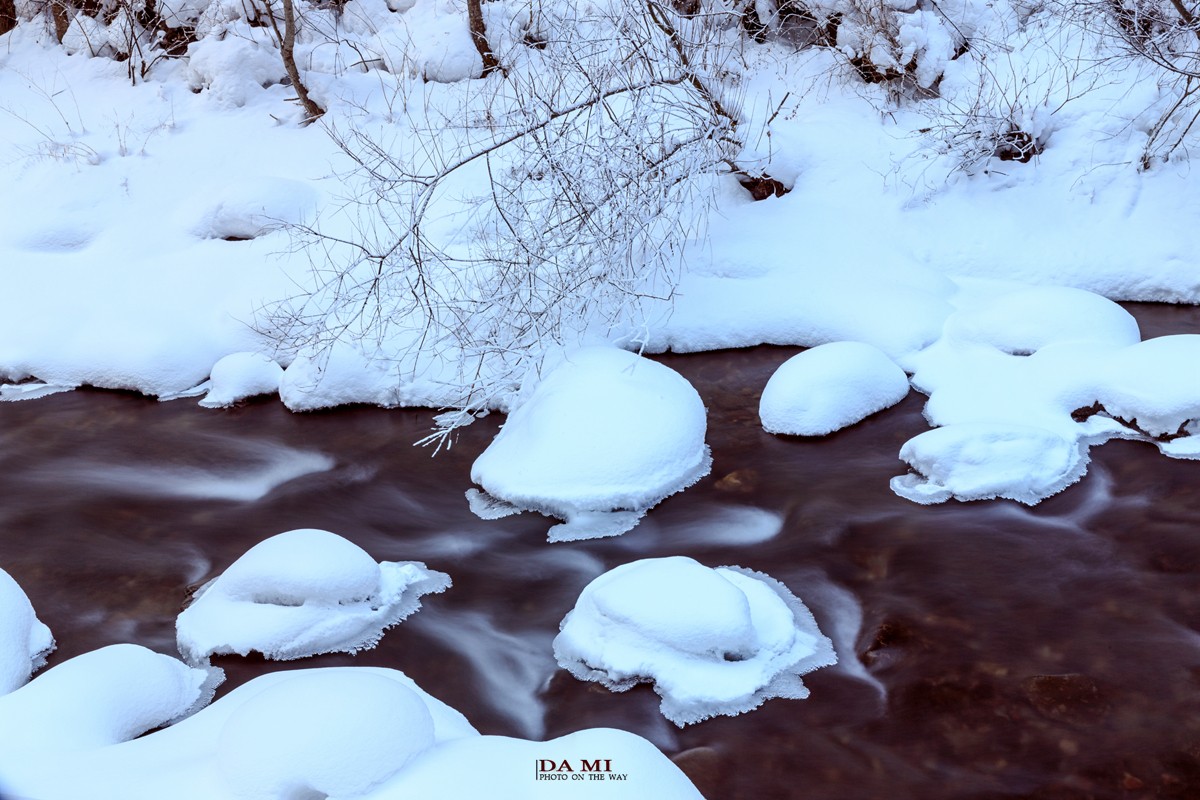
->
[176, 528, 451, 663]
[553, 556, 837, 726]
[466, 347, 712, 541]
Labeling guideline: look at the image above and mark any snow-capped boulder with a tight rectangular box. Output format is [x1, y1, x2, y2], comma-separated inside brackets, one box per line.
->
[0, 567, 54, 696]
[1097, 335, 1200, 440]
[759, 341, 910, 436]
[553, 556, 837, 726]
[468, 347, 712, 542]
[0, 644, 210, 756]
[890, 422, 1091, 504]
[198, 352, 284, 408]
[177, 529, 451, 663]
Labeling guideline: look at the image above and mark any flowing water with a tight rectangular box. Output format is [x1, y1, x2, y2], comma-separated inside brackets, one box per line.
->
[0, 303, 1198, 799]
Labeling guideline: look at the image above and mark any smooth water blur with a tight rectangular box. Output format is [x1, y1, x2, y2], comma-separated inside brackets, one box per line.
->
[0, 303, 1198, 799]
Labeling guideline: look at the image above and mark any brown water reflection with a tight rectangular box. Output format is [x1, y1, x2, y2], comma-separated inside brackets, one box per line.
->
[0, 304, 1198, 799]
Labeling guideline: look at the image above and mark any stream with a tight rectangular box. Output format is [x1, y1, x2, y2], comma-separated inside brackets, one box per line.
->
[0, 302, 1197, 799]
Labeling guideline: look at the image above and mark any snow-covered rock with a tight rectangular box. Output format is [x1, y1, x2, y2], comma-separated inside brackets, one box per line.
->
[1097, 335, 1200, 439]
[0, 567, 55, 696]
[553, 556, 837, 726]
[176, 529, 451, 663]
[759, 342, 910, 436]
[0, 644, 211, 757]
[216, 671, 437, 799]
[468, 347, 712, 541]
[890, 422, 1091, 504]
[198, 352, 284, 408]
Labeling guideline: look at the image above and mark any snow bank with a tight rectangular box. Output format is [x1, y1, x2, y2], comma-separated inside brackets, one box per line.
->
[198, 352, 284, 408]
[0, 644, 210, 756]
[468, 347, 712, 541]
[553, 556, 836, 726]
[0, 568, 54, 696]
[0, 665, 703, 800]
[177, 529, 451, 663]
[759, 342, 910, 436]
[0, 667, 477, 800]
[216, 671, 436, 799]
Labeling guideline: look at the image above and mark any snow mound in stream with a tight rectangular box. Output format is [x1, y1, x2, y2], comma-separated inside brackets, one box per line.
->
[467, 347, 712, 542]
[176, 529, 451, 663]
[0, 567, 55, 696]
[553, 556, 836, 726]
[759, 342, 910, 436]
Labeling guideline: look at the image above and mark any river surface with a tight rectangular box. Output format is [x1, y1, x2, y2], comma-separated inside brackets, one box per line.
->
[1, 303, 1198, 799]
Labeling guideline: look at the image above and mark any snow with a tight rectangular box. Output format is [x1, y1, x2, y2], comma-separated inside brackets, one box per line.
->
[198, 351, 284, 408]
[468, 347, 712, 541]
[3, 0, 1200, 791]
[0, 666, 705, 800]
[0, 567, 55, 696]
[553, 556, 837, 726]
[215, 671, 436, 799]
[0, 644, 210, 757]
[890, 422, 1092, 504]
[759, 341, 910, 436]
[895, 285, 1200, 503]
[177, 528, 451, 663]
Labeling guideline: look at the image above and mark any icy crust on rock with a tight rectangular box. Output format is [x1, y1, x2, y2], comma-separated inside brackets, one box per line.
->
[198, 352, 284, 408]
[0, 644, 210, 757]
[176, 529, 451, 663]
[759, 342, 910, 436]
[553, 556, 836, 726]
[895, 286, 1200, 504]
[0, 567, 55, 696]
[891, 423, 1092, 505]
[468, 347, 712, 542]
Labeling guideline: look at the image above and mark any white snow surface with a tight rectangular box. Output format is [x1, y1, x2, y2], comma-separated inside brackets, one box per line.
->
[198, 352, 284, 408]
[176, 528, 451, 663]
[0, 567, 55, 696]
[553, 556, 837, 726]
[894, 284, 1200, 504]
[0, 666, 705, 800]
[0, 2, 1199, 508]
[0, 644, 210, 758]
[759, 342, 910, 436]
[468, 347, 712, 541]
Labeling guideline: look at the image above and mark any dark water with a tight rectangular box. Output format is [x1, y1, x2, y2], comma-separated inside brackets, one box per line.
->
[1, 303, 1198, 799]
